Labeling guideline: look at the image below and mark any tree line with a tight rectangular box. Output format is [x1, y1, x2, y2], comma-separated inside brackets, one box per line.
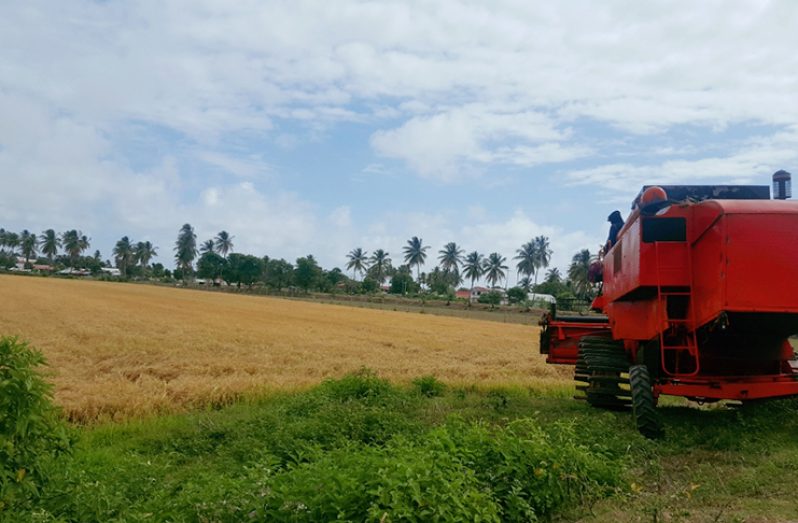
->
[0, 224, 599, 300]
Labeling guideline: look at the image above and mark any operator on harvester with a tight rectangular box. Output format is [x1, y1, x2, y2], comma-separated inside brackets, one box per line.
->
[606, 210, 624, 249]
[587, 210, 625, 285]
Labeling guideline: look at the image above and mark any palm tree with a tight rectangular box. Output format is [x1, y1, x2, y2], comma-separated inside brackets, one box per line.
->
[544, 268, 562, 284]
[174, 224, 198, 276]
[403, 236, 429, 282]
[462, 251, 484, 293]
[78, 234, 90, 258]
[514, 241, 537, 284]
[345, 247, 369, 281]
[4, 232, 20, 256]
[483, 252, 508, 288]
[200, 239, 216, 255]
[135, 241, 158, 269]
[0, 228, 6, 253]
[113, 236, 134, 277]
[214, 230, 234, 258]
[369, 249, 391, 284]
[568, 249, 593, 299]
[438, 242, 464, 285]
[40, 229, 60, 264]
[518, 276, 533, 293]
[533, 235, 553, 285]
[20, 230, 38, 264]
[61, 230, 80, 267]
[60, 230, 89, 267]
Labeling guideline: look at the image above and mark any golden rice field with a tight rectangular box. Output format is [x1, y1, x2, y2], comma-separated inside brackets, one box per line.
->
[0, 275, 569, 422]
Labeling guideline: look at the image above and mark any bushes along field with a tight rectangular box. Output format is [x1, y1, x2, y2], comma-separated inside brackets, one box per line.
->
[3, 340, 798, 522]
[4, 368, 624, 522]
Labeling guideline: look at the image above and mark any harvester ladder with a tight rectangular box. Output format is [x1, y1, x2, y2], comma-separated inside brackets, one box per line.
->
[654, 242, 700, 377]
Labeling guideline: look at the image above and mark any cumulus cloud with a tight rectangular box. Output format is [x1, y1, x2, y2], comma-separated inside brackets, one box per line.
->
[1, 1, 797, 268]
[565, 126, 798, 199]
[370, 105, 581, 180]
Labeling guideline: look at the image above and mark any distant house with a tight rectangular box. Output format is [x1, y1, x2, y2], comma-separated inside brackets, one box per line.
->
[101, 267, 121, 276]
[458, 286, 503, 303]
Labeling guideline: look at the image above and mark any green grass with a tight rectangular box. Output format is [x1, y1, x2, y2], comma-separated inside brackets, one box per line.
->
[6, 372, 798, 522]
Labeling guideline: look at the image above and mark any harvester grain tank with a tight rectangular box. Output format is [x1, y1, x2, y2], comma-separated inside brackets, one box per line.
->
[539, 181, 798, 437]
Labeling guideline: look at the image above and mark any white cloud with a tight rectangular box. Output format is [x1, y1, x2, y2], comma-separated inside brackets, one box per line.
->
[196, 152, 271, 179]
[329, 206, 352, 228]
[565, 126, 798, 199]
[370, 105, 570, 180]
[2, 0, 798, 271]
[3, 1, 797, 177]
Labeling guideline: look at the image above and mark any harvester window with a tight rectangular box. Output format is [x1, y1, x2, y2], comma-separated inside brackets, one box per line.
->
[642, 217, 686, 243]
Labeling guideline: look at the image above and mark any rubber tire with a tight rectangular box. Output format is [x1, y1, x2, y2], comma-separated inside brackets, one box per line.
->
[629, 365, 662, 439]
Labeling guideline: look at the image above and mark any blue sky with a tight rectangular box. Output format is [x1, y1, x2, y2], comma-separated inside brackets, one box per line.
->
[1, 1, 797, 283]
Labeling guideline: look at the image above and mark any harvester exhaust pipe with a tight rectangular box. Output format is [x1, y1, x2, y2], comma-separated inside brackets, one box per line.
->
[773, 170, 791, 200]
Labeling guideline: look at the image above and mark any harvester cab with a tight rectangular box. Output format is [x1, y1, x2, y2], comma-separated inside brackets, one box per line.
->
[540, 177, 798, 438]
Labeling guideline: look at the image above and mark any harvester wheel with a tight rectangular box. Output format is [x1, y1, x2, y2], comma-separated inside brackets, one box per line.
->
[629, 365, 662, 439]
[575, 336, 631, 410]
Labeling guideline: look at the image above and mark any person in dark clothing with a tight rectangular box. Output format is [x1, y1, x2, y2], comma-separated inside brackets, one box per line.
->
[606, 210, 624, 249]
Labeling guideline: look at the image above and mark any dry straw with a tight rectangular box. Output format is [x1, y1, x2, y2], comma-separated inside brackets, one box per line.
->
[0, 275, 570, 422]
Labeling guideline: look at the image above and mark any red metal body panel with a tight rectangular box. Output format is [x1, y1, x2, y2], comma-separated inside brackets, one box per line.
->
[603, 220, 690, 306]
[604, 300, 661, 340]
[656, 375, 798, 400]
[691, 200, 798, 325]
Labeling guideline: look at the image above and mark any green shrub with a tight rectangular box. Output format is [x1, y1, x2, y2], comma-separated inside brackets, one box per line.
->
[253, 418, 621, 522]
[412, 375, 446, 398]
[478, 291, 503, 306]
[0, 337, 70, 512]
[316, 368, 397, 404]
[257, 442, 501, 522]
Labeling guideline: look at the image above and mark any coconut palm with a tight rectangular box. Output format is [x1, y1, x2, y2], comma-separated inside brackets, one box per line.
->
[568, 249, 593, 299]
[533, 235, 553, 285]
[61, 230, 80, 266]
[462, 251, 484, 292]
[40, 229, 60, 264]
[369, 249, 391, 284]
[60, 230, 89, 267]
[200, 239, 216, 255]
[78, 234, 90, 258]
[135, 241, 158, 269]
[345, 247, 369, 280]
[483, 252, 508, 288]
[514, 241, 537, 284]
[544, 267, 562, 284]
[4, 231, 20, 256]
[113, 236, 135, 277]
[518, 276, 533, 293]
[20, 230, 38, 264]
[403, 236, 429, 282]
[174, 223, 198, 276]
[438, 242, 464, 285]
[214, 230, 234, 258]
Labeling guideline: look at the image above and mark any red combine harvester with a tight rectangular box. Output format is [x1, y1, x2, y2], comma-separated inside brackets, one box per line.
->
[540, 181, 798, 437]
